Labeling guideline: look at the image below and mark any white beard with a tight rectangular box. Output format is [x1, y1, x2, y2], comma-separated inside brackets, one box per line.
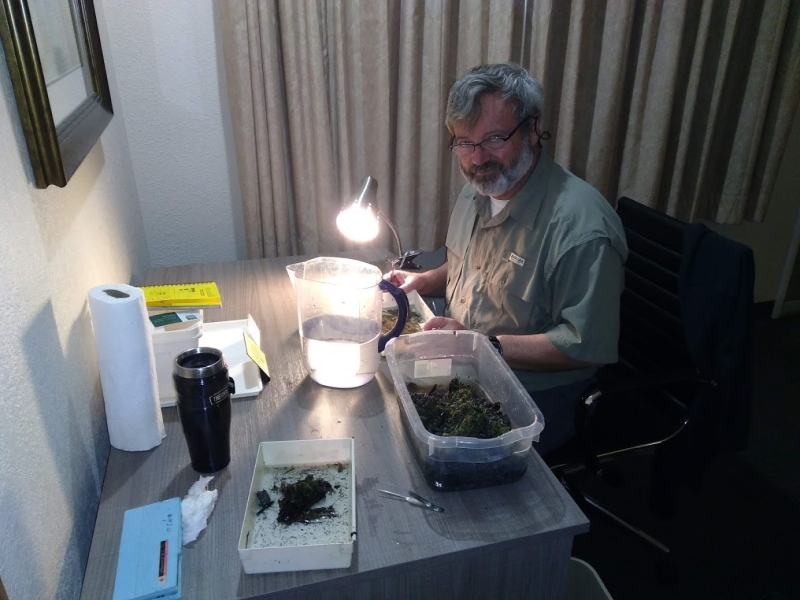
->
[462, 141, 535, 197]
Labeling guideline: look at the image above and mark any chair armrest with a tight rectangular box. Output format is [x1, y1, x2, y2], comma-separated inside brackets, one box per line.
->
[573, 383, 603, 473]
[571, 368, 712, 473]
[592, 368, 710, 400]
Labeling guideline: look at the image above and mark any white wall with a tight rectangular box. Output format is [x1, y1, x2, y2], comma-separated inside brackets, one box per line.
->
[101, 0, 245, 267]
[0, 4, 149, 600]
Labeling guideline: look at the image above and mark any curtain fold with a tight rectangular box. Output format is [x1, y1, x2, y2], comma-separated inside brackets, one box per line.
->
[220, 0, 800, 259]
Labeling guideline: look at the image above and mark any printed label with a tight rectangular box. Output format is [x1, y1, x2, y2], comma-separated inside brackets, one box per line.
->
[158, 540, 168, 583]
[244, 331, 271, 379]
[149, 312, 182, 328]
[148, 310, 202, 328]
[508, 252, 525, 266]
[209, 387, 229, 406]
[413, 358, 452, 379]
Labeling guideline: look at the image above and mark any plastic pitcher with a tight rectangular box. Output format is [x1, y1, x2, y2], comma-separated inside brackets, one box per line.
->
[286, 257, 408, 388]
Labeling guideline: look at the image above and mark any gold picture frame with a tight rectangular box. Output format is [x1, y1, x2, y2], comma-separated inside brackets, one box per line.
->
[0, 0, 113, 188]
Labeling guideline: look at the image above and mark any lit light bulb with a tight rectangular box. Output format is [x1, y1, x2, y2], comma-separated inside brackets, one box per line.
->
[336, 204, 379, 242]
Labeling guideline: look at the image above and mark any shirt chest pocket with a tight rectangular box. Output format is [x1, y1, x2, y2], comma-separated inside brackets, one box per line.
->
[446, 226, 470, 259]
[489, 258, 541, 330]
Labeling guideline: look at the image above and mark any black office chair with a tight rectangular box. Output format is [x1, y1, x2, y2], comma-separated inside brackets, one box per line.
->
[545, 196, 755, 582]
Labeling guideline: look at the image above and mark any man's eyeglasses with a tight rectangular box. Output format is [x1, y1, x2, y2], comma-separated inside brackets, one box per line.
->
[449, 116, 535, 156]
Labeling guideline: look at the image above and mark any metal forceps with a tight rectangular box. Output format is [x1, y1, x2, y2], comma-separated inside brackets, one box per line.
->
[377, 482, 444, 513]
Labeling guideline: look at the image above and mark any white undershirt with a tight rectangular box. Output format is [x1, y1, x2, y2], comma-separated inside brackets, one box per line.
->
[490, 197, 510, 218]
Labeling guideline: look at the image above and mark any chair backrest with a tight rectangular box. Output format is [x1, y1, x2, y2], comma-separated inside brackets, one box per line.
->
[545, 197, 697, 467]
[557, 197, 754, 508]
[615, 197, 694, 382]
[600, 196, 706, 426]
[547, 197, 730, 465]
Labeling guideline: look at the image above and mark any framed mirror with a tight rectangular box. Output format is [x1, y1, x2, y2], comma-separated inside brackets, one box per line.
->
[0, 0, 113, 188]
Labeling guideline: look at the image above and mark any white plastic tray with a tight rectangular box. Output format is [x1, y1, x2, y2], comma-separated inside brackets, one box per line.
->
[238, 439, 356, 574]
[159, 315, 263, 407]
[381, 289, 435, 328]
[380, 290, 435, 356]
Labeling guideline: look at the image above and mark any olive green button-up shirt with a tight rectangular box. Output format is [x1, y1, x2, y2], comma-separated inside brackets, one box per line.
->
[444, 151, 628, 391]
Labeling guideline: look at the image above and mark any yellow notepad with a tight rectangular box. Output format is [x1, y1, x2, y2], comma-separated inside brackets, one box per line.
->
[140, 281, 221, 309]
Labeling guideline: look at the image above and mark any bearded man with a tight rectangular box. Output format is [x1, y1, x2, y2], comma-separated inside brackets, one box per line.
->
[388, 63, 629, 455]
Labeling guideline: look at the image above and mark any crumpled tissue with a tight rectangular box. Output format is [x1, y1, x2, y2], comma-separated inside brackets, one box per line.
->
[181, 476, 218, 545]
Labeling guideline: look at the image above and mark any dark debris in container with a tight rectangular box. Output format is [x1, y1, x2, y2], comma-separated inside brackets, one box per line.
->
[256, 489, 274, 515]
[277, 475, 335, 524]
[409, 378, 512, 439]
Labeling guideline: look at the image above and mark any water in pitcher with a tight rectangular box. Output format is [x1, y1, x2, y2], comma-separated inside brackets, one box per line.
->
[301, 314, 381, 388]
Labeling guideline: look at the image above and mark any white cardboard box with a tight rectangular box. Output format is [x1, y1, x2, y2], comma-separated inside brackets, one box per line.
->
[238, 439, 356, 574]
[158, 315, 263, 407]
[151, 315, 204, 402]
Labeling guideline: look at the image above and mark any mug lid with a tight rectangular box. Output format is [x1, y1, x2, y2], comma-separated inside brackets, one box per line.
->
[173, 347, 227, 379]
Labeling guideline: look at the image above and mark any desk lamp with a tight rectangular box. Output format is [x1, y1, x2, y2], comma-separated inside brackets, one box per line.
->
[336, 176, 421, 270]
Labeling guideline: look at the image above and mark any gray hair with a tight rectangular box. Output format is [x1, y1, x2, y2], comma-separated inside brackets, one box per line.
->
[445, 63, 544, 134]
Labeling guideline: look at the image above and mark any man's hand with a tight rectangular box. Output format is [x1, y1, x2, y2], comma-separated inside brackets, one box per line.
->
[383, 261, 448, 296]
[384, 270, 424, 294]
[423, 316, 467, 331]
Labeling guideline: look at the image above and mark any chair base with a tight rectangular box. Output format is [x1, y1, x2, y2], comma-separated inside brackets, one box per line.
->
[557, 468, 680, 585]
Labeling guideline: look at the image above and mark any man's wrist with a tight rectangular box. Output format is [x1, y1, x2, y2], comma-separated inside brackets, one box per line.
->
[418, 265, 447, 297]
[416, 271, 433, 295]
[488, 335, 503, 356]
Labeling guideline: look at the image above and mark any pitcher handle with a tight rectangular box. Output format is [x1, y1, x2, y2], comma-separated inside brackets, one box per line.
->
[378, 280, 409, 352]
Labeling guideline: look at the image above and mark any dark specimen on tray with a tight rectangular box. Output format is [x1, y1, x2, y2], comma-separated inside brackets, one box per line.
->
[409, 378, 512, 439]
[256, 489, 274, 515]
[278, 475, 336, 524]
[297, 505, 337, 523]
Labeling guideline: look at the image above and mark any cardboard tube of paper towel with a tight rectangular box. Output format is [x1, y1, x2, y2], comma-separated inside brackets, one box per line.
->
[89, 284, 165, 451]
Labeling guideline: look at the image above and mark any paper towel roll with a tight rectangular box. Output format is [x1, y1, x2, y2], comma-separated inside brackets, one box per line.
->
[89, 284, 165, 451]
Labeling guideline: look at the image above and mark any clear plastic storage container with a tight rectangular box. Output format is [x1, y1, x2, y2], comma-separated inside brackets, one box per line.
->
[384, 330, 545, 492]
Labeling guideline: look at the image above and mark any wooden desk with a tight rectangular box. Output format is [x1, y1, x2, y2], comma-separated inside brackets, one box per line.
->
[81, 249, 589, 600]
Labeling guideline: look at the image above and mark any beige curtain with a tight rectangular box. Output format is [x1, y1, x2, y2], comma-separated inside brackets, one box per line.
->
[220, 0, 800, 259]
[534, 0, 800, 223]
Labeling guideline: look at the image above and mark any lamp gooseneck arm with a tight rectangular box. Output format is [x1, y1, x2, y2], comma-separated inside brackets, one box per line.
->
[377, 211, 403, 258]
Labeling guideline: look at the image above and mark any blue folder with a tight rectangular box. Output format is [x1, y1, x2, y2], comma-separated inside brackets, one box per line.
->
[113, 497, 182, 600]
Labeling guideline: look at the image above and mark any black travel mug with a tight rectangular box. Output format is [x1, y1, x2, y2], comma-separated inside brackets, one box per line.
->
[173, 347, 235, 473]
